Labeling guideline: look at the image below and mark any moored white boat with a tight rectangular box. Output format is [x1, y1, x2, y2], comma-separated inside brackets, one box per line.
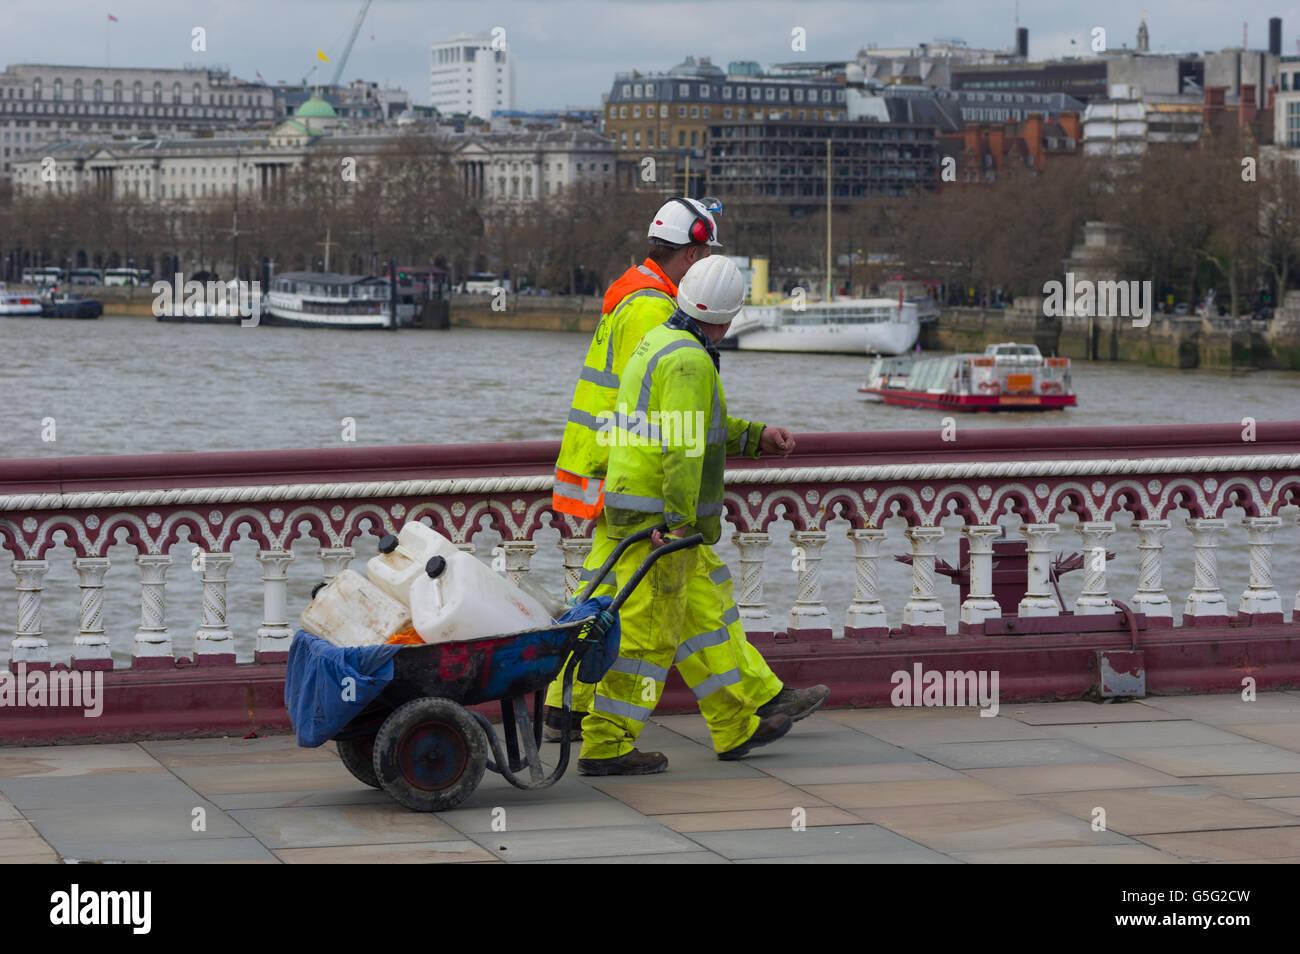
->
[725, 296, 935, 355]
[264, 272, 393, 329]
[0, 283, 43, 317]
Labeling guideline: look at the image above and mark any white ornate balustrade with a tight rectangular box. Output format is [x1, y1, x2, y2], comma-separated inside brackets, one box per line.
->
[2, 424, 1299, 672]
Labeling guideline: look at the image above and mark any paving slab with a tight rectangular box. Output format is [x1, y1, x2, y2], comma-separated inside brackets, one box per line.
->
[1033, 785, 1299, 835]
[61, 836, 278, 863]
[822, 706, 988, 725]
[229, 802, 462, 849]
[1004, 700, 1184, 725]
[0, 742, 163, 778]
[0, 819, 59, 861]
[1135, 692, 1300, 724]
[24, 801, 247, 853]
[466, 823, 699, 862]
[852, 715, 1056, 746]
[912, 739, 1121, 770]
[1041, 720, 1253, 749]
[965, 762, 1183, 795]
[756, 761, 966, 786]
[141, 735, 305, 757]
[1139, 826, 1300, 862]
[273, 840, 493, 863]
[591, 776, 821, 815]
[1183, 773, 1300, 798]
[207, 787, 395, 810]
[685, 823, 954, 862]
[0, 793, 20, 821]
[850, 799, 1134, 853]
[535, 851, 732, 864]
[952, 844, 1184, 864]
[731, 725, 924, 768]
[1218, 722, 1300, 752]
[0, 771, 205, 811]
[1118, 743, 1300, 777]
[737, 852, 961, 864]
[437, 793, 651, 834]
[1249, 796, 1300, 816]
[654, 806, 862, 833]
[164, 759, 372, 795]
[799, 777, 1018, 810]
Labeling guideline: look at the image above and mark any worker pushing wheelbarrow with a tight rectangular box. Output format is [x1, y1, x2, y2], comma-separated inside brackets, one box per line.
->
[285, 525, 701, 812]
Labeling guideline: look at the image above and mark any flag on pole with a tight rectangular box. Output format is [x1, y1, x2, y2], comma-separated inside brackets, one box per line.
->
[316, 49, 330, 63]
[107, 13, 118, 21]
[255, 70, 264, 82]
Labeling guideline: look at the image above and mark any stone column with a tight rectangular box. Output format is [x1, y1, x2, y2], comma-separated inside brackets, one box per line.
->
[902, 526, 946, 631]
[1237, 516, 1283, 622]
[845, 528, 888, 636]
[732, 530, 773, 633]
[256, 549, 295, 657]
[1130, 519, 1173, 626]
[1183, 517, 1229, 626]
[73, 556, 112, 666]
[194, 552, 235, 658]
[960, 525, 1003, 627]
[318, 546, 354, 584]
[498, 539, 537, 588]
[1018, 524, 1061, 617]
[1074, 521, 1116, 615]
[11, 559, 50, 665]
[560, 537, 592, 602]
[133, 553, 173, 662]
[788, 529, 831, 636]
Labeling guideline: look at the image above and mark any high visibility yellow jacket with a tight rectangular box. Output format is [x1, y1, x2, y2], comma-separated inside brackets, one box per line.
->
[552, 260, 677, 519]
[602, 321, 765, 545]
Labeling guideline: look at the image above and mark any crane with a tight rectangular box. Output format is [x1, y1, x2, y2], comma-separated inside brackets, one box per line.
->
[301, 0, 373, 88]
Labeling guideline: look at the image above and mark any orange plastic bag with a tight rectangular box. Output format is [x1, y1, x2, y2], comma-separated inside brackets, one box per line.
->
[385, 628, 424, 645]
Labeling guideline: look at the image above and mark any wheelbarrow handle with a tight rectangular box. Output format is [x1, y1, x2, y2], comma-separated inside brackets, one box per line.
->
[606, 531, 704, 617]
[574, 523, 667, 604]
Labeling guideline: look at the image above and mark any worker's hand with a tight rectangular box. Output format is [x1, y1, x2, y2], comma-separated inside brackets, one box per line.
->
[651, 527, 688, 549]
[760, 426, 795, 457]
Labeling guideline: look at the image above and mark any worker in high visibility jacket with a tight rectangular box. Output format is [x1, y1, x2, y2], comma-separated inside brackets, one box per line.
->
[578, 256, 799, 774]
[545, 198, 828, 742]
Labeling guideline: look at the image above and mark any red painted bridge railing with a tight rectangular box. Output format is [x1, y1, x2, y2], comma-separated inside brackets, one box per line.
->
[1, 421, 1298, 742]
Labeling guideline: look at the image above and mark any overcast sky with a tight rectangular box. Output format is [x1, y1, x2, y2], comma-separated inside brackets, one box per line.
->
[0, 0, 1294, 108]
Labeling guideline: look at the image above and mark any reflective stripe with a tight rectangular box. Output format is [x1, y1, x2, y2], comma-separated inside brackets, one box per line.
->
[608, 657, 671, 683]
[706, 426, 729, 443]
[635, 338, 700, 416]
[737, 426, 749, 455]
[554, 479, 603, 505]
[604, 491, 665, 513]
[674, 625, 729, 663]
[593, 693, 656, 722]
[697, 502, 723, 517]
[722, 605, 740, 626]
[688, 668, 742, 700]
[635, 264, 667, 284]
[579, 366, 620, 389]
[610, 409, 661, 445]
[709, 564, 732, 585]
[579, 567, 618, 590]
[567, 407, 606, 432]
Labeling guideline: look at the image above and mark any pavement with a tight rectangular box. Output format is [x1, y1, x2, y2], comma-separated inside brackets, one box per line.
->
[2, 690, 1300, 864]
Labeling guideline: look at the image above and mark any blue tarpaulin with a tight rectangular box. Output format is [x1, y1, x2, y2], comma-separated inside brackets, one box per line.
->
[285, 631, 402, 747]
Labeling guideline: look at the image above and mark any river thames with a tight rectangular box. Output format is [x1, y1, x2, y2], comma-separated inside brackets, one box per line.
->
[3, 315, 1298, 663]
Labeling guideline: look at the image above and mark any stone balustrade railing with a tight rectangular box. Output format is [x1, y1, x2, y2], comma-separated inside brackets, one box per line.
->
[2, 422, 1299, 675]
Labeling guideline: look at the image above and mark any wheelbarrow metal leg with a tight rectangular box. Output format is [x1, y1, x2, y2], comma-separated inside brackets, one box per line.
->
[511, 693, 545, 784]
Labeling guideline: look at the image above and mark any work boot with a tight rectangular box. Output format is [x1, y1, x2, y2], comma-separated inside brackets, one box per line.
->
[578, 748, 669, 776]
[756, 685, 830, 723]
[717, 714, 793, 761]
[543, 707, 586, 743]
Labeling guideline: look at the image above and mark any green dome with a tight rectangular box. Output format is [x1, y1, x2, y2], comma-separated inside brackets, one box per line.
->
[295, 97, 337, 119]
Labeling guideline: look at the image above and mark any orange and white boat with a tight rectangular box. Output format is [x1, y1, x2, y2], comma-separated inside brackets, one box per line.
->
[859, 342, 1077, 412]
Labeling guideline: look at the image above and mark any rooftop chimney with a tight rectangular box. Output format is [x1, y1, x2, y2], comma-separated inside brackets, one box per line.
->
[1016, 28, 1029, 58]
[1270, 17, 1282, 56]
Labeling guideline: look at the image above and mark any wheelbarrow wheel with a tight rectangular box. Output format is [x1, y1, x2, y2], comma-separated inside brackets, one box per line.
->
[373, 697, 486, 812]
[336, 736, 380, 789]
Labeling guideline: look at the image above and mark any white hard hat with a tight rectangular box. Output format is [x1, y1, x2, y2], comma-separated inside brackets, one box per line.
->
[677, 256, 744, 324]
[648, 197, 722, 248]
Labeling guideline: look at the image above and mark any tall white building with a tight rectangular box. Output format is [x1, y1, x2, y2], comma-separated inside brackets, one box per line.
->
[430, 33, 515, 119]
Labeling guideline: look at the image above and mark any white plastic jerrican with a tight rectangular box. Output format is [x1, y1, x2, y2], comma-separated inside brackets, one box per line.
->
[301, 569, 412, 647]
[411, 551, 551, 645]
[366, 522, 459, 605]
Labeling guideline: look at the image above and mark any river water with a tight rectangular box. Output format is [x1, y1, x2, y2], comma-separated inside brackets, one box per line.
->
[3, 314, 1298, 663]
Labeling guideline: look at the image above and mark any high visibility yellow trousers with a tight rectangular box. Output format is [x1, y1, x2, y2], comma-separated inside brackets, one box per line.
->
[575, 534, 764, 759]
[544, 515, 783, 730]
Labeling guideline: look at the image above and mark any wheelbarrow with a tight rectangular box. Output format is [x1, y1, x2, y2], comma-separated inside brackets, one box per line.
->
[330, 525, 702, 812]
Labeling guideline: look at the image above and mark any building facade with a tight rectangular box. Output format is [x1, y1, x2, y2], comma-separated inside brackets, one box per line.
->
[0, 63, 273, 181]
[429, 33, 516, 120]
